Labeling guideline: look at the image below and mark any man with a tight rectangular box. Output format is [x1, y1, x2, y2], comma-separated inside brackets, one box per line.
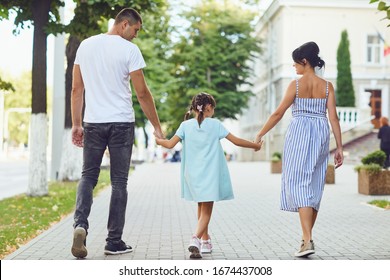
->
[70, 8, 163, 258]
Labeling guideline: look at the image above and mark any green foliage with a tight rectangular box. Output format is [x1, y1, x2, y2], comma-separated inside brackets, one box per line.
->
[131, 4, 174, 130]
[354, 150, 386, 174]
[2, 71, 32, 146]
[64, 0, 166, 41]
[0, 0, 64, 35]
[336, 30, 355, 107]
[370, 0, 390, 27]
[0, 76, 15, 92]
[354, 163, 383, 174]
[271, 152, 282, 162]
[361, 150, 386, 166]
[368, 199, 390, 209]
[166, 0, 261, 135]
[0, 169, 111, 259]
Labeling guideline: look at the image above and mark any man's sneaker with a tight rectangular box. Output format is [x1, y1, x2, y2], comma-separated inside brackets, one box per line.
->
[294, 240, 315, 257]
[188, 235, 202, 259]
[201, 239, 212, 253]
[104, 240, 133, 255]
[71, 227, 87, 258]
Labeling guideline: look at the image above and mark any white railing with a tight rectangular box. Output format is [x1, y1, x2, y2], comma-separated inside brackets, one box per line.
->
[337, 107, 359, 129]
[336, 107, 373, 132]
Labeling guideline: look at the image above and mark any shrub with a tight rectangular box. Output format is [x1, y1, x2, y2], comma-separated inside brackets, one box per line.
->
[354, 163, 383, 174]
[361, 150, 386, 166]
[271, 152, 282, 162]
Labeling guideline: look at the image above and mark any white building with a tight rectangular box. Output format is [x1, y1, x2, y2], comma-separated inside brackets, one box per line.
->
[238, 0, 390, 161]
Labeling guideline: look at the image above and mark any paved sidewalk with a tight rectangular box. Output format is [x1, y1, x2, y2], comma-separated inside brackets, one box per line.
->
[4, 161, 390, 260]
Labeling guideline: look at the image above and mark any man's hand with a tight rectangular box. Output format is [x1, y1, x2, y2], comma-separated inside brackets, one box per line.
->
[72, 126, 84, 147]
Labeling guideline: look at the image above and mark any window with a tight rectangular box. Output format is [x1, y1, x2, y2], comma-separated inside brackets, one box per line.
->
[367, 35, 381, 64]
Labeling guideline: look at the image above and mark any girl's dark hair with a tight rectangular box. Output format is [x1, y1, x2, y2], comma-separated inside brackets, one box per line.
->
[292, 41, 325, 69]
[184, 92, 216, 127]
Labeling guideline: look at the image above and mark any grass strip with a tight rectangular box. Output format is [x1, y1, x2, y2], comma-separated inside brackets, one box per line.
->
[0, 169, 110, 259]
[368, 199, 390, 209]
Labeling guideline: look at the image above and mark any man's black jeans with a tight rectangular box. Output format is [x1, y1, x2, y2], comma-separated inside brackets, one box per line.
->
[74, 122, 134, 243]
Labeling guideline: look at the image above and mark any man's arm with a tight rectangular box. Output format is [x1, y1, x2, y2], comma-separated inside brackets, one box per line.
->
[130, 69, 164, 138]
[71, 64, 85, 147]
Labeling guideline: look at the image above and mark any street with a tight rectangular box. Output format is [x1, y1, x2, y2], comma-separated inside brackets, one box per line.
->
[0, 159, 28, 200]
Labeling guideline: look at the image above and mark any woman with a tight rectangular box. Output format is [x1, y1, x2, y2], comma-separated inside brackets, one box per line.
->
[255, 41, 343, 257]
[378, 116, 390, 168]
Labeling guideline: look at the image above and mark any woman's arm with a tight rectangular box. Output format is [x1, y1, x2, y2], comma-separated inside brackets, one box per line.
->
[226, 133, 263, 151]
[327, 82, 344, 168]
[156, 135, 181, 149]
[255, 80, 296, 143]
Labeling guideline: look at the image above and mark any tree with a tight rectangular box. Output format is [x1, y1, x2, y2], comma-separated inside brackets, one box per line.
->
[3, 72, 31, 146]
[167, 0, 261, 135]
[370, 0, 390, 26]
[0, 0, 63, 196]
[0, 77, 15, 92]
[336, 30, 355, 107]
[131, 7, 175, 148]
[57, 0, 168, 180]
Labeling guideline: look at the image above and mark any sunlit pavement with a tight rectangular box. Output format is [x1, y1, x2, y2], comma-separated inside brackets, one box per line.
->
[4, 161, 390, 260]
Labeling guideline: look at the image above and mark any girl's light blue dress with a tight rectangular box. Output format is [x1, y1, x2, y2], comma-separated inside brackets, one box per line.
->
[175, 118, 234, 202]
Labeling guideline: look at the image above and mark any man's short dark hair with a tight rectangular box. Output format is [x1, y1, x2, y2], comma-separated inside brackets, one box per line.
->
[115, 8, 142, 25]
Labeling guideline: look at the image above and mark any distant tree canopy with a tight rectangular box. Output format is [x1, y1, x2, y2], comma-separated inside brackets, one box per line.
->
[336, 30, 355, 107]
[166, 0, 261, 135]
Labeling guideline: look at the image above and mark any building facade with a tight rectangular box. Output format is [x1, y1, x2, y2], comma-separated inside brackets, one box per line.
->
[238, 0, 390, 161]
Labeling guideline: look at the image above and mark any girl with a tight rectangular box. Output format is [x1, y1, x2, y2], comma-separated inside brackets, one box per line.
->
[156, 92, 262, 259]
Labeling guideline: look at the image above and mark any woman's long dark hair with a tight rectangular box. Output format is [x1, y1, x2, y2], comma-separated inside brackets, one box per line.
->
[292, 41, 325, 69]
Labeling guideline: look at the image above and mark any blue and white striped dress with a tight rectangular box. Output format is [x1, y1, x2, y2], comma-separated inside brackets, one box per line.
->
[280, 79, 330, 212]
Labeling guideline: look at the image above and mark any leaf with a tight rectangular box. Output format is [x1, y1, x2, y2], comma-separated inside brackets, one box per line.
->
[378, 1, 387, 11]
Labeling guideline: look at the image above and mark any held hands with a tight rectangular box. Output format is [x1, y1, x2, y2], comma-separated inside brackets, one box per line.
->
[254, 133, 263, 145]
[254, 140, 264, 151]
[153, 129, 165, 140]
[154, 129, 166, 146]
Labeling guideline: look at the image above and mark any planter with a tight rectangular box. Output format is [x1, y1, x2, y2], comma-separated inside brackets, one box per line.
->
[271, 160, 282, 173]
[325, 164, 335, 184]
[358, 169, 390, 195]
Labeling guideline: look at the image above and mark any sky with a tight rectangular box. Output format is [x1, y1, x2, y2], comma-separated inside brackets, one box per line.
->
[0, 1, 76, 85]
[0, 18, 37, 76]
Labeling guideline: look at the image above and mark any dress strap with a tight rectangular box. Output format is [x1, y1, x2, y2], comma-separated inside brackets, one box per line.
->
[295, 79, 299, 97]
[326, 81, 329, 98]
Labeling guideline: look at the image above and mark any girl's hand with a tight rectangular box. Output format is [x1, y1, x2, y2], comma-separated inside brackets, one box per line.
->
[254, 140, 264, 151]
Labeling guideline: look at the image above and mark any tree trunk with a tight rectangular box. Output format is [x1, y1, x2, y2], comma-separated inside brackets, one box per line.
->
[65, 35, 81, 128]
[58, 128, 83, 181]
[27, 0, 51, 196]
[58, 35, 82, 181]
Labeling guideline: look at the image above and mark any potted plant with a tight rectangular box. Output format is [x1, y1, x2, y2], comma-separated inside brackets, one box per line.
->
[326, 163, 335, 184]
[271, 152, 282, 173]
[355, 150, 390, 195]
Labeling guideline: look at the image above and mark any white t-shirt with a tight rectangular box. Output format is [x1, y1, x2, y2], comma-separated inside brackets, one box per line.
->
[74, 34, 146, 123]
